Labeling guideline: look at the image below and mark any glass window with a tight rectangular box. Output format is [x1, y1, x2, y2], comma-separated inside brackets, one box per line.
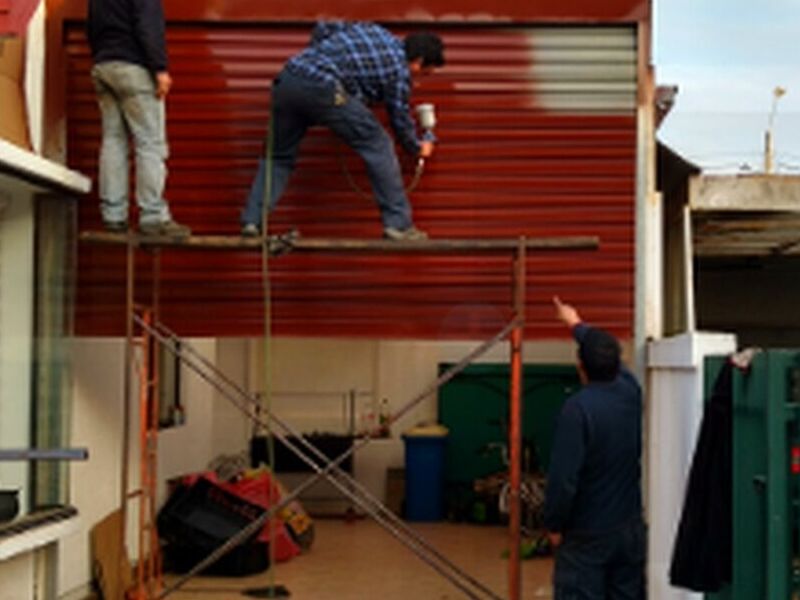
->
[0, 192, 76, 522]
[31, 195, 76, 510]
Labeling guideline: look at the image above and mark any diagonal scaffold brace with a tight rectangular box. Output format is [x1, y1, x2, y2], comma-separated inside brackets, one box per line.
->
[141, 314, 514, 600]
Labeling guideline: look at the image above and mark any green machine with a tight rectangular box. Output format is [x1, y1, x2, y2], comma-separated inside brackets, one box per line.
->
[437, 363, 580, 520]
[707, 351, 800, 600]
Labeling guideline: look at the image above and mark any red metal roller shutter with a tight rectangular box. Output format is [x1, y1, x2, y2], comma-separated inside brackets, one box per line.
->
[66, 24, 637, 339]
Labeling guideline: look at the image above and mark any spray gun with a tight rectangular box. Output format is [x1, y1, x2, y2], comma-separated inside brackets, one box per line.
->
[416, 103, 437, 138]
[413, 103, 437, 184]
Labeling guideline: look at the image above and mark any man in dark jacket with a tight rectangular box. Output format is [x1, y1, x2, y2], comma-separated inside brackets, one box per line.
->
[87, 0, 190, 237]
[240, 21, 444, 240]
[544, 296, 646, 599]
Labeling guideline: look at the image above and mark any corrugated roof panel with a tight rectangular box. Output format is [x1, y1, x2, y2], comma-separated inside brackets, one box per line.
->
[66, 24, 638, 340]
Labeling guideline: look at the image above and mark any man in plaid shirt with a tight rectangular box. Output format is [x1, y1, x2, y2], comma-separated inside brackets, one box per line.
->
[241, 22, 445, 240]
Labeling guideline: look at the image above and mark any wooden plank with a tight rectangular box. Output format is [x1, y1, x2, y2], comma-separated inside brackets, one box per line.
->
[79, 231, 599, 254]
[80, 231, 266, 249]
[291, 236, 599, 252]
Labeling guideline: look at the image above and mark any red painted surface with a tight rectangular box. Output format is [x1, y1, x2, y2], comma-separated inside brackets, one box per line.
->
[65, 24, 638, 340]
[0, 0, 38, 36]
[58, 0, 649, 24]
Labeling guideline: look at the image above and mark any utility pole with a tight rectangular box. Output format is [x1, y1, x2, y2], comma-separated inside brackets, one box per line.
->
[764, 86, 786, 173]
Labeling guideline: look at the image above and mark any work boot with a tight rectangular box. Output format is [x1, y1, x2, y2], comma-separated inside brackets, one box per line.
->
[241, 223, 260, 237]
[139, 220, 191, 238]
[104, 220, 128, 233]
[383, 225, 428, 241]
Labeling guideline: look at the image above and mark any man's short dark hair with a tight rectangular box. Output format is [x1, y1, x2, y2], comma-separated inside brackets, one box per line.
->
[578, 327, 621, 382]
[404, 32, 445, 68]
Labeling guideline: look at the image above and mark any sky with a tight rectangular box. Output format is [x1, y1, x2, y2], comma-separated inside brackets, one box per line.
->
[654, 1, 800, 173]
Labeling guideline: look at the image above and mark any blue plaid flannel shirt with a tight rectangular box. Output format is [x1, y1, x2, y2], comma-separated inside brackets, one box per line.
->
[285, 21, 421, 156]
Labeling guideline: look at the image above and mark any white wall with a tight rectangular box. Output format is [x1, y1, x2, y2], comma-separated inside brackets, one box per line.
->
[256, 337, 379, 433]
[0, 552, 35, 600]
[211, 338, 256, 455]
[59, 337, 246, 598]
[254, 336, 580, 436]
[646, 332, 736, 600]
[158, 339, 225, 503]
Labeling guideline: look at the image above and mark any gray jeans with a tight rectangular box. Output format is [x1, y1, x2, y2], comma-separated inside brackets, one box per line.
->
[91, 61, 171, 225]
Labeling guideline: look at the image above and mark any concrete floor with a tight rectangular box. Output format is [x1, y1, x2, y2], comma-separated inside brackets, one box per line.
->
[161, 519, 554, 599]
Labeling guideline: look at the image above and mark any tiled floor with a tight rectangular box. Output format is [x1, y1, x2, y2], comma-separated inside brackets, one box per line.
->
[163, 519, 553, 599]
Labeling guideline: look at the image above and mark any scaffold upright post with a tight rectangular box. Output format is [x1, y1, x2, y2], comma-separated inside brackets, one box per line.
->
[127, 245, 165, 600]
[508, 236, 526, 600]
[120, 236, 135, 596]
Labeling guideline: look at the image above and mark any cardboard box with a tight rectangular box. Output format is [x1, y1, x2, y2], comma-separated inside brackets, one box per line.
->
[90, 509, 133, 600]
[0, 36, 30, 150]
[0, 74, 30, 149]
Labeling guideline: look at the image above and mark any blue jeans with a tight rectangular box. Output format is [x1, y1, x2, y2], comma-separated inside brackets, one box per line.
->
[91, 62, 171, 226]
[554, 519, 647, 600]
[241, 70, 414, 230]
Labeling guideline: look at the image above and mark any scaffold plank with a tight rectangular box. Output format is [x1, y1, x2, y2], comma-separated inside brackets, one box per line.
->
[79, 230, 599, 253]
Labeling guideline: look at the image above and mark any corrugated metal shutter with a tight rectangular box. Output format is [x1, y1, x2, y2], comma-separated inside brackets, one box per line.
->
[66, 24, 637, 340]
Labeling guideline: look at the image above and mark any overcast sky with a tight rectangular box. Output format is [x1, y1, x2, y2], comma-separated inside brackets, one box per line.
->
[654, 0, 800, 173]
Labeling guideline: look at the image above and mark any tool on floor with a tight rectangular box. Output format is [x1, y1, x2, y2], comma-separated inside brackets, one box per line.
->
[242, 584, 291, 598]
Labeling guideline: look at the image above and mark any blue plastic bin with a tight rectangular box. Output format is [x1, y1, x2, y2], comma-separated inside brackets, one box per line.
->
[403, 426, 448, 521]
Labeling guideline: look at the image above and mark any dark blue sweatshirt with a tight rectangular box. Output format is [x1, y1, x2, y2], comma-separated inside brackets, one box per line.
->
[87, 0, 168, 73]
[543, 323, 643, 534]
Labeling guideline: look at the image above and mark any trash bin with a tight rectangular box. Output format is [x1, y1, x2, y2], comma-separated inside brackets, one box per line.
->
[402, 424, 449, 521]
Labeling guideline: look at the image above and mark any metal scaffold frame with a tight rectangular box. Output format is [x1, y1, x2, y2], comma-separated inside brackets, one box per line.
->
[80, 230, 598, 600]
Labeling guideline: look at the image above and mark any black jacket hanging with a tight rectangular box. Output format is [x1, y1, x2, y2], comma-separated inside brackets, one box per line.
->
[669, 360, 733, 591]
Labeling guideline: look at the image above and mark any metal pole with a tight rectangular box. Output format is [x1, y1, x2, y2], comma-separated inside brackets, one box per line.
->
[120, 235, 135, 594]
[0, 449, 88, 461]
[136, 309, 150, 600]
[150, 251, 163, 595]
[682, 205, 696, 332]
[508, 238, 525, 600]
